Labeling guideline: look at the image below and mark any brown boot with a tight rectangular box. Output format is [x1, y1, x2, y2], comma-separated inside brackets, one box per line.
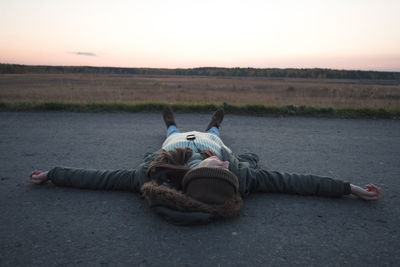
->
[205, 108, 224, 131]
[163, 106, 176, 128]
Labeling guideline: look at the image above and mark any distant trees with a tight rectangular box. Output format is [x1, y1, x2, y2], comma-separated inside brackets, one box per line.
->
[1, 63, 399, 80]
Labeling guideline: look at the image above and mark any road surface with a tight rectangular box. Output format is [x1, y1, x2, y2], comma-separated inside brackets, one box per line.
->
[0, 112, 399, 266]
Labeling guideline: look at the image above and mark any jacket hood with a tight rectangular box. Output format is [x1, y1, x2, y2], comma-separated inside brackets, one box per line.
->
[141, 181, 243, 219]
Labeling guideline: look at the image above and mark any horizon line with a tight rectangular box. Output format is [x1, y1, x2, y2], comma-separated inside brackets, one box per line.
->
[2, 62, 400, 73]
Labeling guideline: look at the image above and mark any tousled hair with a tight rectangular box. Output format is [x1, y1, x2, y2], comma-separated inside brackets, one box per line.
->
[147, 148, 217, 190]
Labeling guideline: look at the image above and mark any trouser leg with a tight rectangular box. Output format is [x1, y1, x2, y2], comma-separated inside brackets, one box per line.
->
[206, 126, 220, 137]
[166, 125, 181, 137]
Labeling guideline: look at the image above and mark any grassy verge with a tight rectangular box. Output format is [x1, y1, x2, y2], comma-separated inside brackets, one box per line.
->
[0, 101, 399, 119]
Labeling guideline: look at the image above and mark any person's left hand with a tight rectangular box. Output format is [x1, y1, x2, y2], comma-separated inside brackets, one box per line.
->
[29, 170, 49, 184]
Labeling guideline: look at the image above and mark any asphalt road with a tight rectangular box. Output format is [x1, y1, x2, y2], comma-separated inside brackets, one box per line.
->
[0, 112, 399, 267]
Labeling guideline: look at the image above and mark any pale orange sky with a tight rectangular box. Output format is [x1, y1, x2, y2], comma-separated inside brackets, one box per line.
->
[1, 0, 400, 71]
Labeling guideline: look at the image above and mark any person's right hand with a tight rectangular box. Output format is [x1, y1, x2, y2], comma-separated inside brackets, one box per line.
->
[29, 170, 49, 184]
[350, 184, 382, 200]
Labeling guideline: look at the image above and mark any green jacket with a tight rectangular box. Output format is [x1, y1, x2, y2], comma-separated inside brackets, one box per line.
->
[48, 147, 351, 224]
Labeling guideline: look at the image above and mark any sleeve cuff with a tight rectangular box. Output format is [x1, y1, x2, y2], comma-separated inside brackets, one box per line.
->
[47, 168, 55, 181]
[343, 182, 351, 195]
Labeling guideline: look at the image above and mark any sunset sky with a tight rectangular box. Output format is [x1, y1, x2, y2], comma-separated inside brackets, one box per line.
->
[1, 0, 399, 71]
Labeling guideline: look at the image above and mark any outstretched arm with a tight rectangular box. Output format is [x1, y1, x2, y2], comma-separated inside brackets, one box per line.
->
[350, 183, 382, 200]
[250, 169, 381, 200]
[29, 167, 138, 192]
[251, 169, 352, 197]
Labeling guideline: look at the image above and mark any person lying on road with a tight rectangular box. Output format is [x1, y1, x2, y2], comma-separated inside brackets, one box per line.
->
[30, 107, 382, 225]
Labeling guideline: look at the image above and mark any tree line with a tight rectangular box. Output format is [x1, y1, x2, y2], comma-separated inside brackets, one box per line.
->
[1, 63, 399, 80]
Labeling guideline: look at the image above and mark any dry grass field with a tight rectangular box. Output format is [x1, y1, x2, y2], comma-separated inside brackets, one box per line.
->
[0, 74, 399, 109]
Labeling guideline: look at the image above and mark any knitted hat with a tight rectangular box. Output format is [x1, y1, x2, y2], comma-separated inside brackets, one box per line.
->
[182, 167, 239, 205]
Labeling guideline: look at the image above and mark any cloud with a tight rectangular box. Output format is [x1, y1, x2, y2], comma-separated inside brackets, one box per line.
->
[73, 52, 97, 57]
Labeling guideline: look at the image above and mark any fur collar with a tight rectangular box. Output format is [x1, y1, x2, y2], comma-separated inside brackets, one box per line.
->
[141, 181, 243, 218]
